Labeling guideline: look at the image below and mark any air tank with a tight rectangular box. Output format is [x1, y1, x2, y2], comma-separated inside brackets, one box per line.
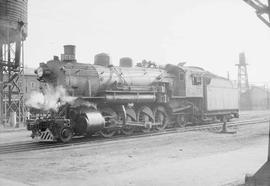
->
[0, 0, 28, 43]
[94, 53, 111, 67]
[119, 57, 133, 67]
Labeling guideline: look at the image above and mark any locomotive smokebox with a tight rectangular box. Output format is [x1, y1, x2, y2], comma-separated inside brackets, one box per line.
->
[94, 53, 111, 67]
[61, 45, 76, 62]
[119, 57, 133, 67]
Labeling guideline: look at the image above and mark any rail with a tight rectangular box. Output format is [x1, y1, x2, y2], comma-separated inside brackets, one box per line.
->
[0, 117, 269, 155]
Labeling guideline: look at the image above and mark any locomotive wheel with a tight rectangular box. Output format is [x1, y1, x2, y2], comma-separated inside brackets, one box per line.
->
[100, 128, 116, 138]
[120, 108, 136, 135]
[122, 115, 135, 135]
[59, 127, 73, 143]
[153, 106, 169, 131]
[176, 114, 187, 128]
[99, 108, 117, 138]
[137, 106, 154, 133]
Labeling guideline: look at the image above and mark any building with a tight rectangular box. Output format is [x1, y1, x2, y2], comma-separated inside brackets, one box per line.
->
[24, 67, 40, 98]
[240, 85, 270, 110]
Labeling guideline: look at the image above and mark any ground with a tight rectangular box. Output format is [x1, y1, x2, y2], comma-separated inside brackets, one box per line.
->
[0, 110, 269, 186]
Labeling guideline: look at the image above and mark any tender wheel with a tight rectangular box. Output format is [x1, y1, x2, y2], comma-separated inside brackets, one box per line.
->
[153, 106, 169, 131]
[59, 127, 73, 143]
[176, 114, 187, 128]
[137, 106, 154, 133]
[99, 108, 117, 138]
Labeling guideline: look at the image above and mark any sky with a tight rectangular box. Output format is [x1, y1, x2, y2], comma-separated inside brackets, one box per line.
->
[25, 0, 270, 84]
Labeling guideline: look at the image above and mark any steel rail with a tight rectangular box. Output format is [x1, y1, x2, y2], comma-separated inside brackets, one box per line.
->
[0, 117, 269, 155]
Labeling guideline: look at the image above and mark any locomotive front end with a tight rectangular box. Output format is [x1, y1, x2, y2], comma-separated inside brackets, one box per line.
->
[26, 60, 74, 142]
[27, 117, 72, 142]
[26, 46, 106, 142]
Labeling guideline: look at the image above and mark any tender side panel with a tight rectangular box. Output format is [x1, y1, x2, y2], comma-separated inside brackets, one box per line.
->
[184, 68, 204, 98]
[206, 78, 238, 111]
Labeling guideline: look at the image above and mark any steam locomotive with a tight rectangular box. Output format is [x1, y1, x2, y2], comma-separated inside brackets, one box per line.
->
[27, 45, 239, 142]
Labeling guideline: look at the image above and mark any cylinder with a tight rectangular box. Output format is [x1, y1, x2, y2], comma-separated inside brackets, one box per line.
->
[85, 112, 105, 133]
[119, 57, 133, 67]
[94, 53, 110, 67]
[76, 111, 105, 134]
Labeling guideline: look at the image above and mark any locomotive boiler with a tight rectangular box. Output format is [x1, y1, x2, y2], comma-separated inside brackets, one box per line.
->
[27, 45, 239, 142]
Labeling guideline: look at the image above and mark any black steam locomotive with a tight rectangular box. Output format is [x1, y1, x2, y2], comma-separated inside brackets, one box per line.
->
[27, 45, 239, 142]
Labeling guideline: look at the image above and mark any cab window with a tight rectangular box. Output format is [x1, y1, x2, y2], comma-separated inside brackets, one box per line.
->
[179, 73, 184, 81]
[192, 76, 201, 85]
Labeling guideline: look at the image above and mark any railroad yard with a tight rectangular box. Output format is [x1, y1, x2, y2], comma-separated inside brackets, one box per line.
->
[0, 110, 269, 186]
[1, 0, 270, 185]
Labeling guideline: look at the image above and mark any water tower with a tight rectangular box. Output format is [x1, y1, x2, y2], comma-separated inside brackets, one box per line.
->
[0, 0, 28, 126]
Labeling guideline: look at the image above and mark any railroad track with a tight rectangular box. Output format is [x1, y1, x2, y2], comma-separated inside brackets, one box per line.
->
[0, 117, 269, 155]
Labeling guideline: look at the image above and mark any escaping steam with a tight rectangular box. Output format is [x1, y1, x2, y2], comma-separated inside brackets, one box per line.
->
[25, 85, 76, 111]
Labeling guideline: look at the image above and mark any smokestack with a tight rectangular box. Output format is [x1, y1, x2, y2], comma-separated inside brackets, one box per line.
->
[61, 45, 76, 62]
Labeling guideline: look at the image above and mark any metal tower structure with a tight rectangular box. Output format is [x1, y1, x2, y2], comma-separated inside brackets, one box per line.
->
[0, 0, 28, 127]
[236, 52, 249, 94]
[243, 0, 270, 27]
[242, 0, 270, 185]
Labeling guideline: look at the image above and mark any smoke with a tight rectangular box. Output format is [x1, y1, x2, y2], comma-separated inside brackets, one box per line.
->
[25, 85, 77, 111]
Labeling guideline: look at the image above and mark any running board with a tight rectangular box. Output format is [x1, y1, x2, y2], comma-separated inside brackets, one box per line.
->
[125, 121, 161, 128]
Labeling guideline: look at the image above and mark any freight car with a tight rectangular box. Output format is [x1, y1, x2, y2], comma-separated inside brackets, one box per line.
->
[26, 45, 239, 142]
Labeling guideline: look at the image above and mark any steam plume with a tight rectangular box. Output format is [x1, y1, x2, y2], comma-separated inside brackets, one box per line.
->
[25, 85, 76, 111]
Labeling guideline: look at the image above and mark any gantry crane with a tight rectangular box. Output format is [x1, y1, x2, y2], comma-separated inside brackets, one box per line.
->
[243, 0, 270, 27]
[242, 0, 270, 185]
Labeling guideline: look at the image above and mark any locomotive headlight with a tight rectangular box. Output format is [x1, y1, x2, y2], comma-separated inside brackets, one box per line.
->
[35, 67, 44, 77]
